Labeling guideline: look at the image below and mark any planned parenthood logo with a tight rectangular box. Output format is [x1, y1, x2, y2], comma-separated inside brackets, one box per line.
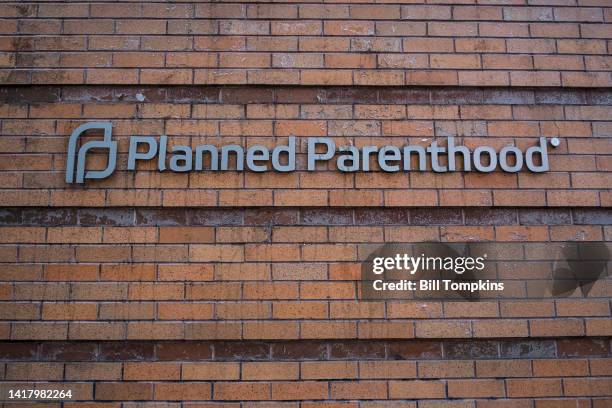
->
[65, 122, 117, 184]
[65, 121, 561, 184]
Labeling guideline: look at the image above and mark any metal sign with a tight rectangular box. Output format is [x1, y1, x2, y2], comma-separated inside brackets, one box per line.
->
[66, 122, 559, 184]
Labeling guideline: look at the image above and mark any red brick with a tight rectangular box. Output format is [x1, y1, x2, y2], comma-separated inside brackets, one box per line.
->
[124, 362, 180, 380]
[301, 70, 353, 85]
[507, 379, 562, 397]
[271, 382, 327, 401]
[182, 362, 239, 380]
[401, 5, 451, 19]
[301, 322, 356, 339]
[389, 380, 445, 399]
[273, 302, 327, 319]
[65, 363, 122, 380]
[416, 321, 471, 338]
[214, 382, 270, 401]
[5, 362, 64, 380]
[448, 379, 505, 398]
[533, 360, 589, 377]
[154, 382, 212, 401]
[476, 360, 532, 377]
[302, 361, 357, 380]
[530, 319, 585, 337]
[243, 362, 299, 380]
[95, 383, 154, 401]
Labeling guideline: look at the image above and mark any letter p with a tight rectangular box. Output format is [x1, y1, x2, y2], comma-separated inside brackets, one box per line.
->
[307, 137, 335, 171]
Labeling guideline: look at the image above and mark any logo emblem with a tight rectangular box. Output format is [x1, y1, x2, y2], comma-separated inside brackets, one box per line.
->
[65, 122, 117, 184]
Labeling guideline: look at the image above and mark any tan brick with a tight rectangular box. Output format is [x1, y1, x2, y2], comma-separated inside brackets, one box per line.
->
[6, 362, 64, 380]
[389, 380, 445, 399]
[419, 361, 475, 378]
[244, 320, 299, 339]
[449, 380, 506, 398]
[186, 282, 241, 300]
[124, 362, 180, 380]
[590, 359, 612, 376]
[65, 363, 122, 380]
[273, 301, 327, 319]
[387, 302, 443, 319]
[100, 264, 155, 281]
[157, 303, 213, 320]
[69, 322, 125, 340]
[42, 303, 97, 320]
[11, 323, 68, 340]
[301, 322, 356, 339]
[476, 360, 532, 378]
[564, 378, 612, 397]
[331, 381, 387, 400]
[127, 322, 184, 340]
[473, 320, 529, 338]
[154, 382, 212, 401]
[416, 321, 471, 338]
[530, 319, 585, 337]
[360, 361, 416, 379]
[182, 362, 239, 380]
[507, 379, 562, 397]
[0, 227, 46, 243]
[185, 322, 241, 340]
[99, 302, 155, 320]
[242, 362, 299, 380]
[444, 302, 499, 318]
[301, 361, 357, 380]
[533, 360, 589, 377]
[214, 382, 270, 401]
[217, 302, 271, 319]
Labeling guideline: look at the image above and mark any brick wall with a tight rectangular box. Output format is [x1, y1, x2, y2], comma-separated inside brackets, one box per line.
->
[0, 1, 611, 406]
[2, 2, 612, 87]
[1, 86, 611, 208]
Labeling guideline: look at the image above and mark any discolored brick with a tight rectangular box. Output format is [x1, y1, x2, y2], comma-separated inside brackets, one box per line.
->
[78, 209, 133, 226]
[245, 209, 298, 226]
[518, 209, 572, 225]
[300, 209, 353, 225]
[22, 209, 78, 226]
[388, 341, 442, 360]
[272, 341, 327, 360]
[331, 342, 385, 359]
[445, 340, 499, 359]
[557, 338, 610, 357]
[156, 342, 212, 361]
[99, 342, 154, 361]
[464, 209, 517, 226]
[501, 340, 556, 358]
[135, 209, 186, 226]
[0, 209, 22, 225]
[572, 209, 612, 225]
[0, 343, 39, 360]
[214, 342, 270, 361]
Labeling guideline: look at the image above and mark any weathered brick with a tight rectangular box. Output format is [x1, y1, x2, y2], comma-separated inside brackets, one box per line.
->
[214, 382, 270, 401]
[182, 362, 239, 380]
[507, 379, 562, 397]
[389, 380, 445, 399]
[243, 362, 299, 380]
[448, 379, 505, 398]
[0, 3, 610, 405]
